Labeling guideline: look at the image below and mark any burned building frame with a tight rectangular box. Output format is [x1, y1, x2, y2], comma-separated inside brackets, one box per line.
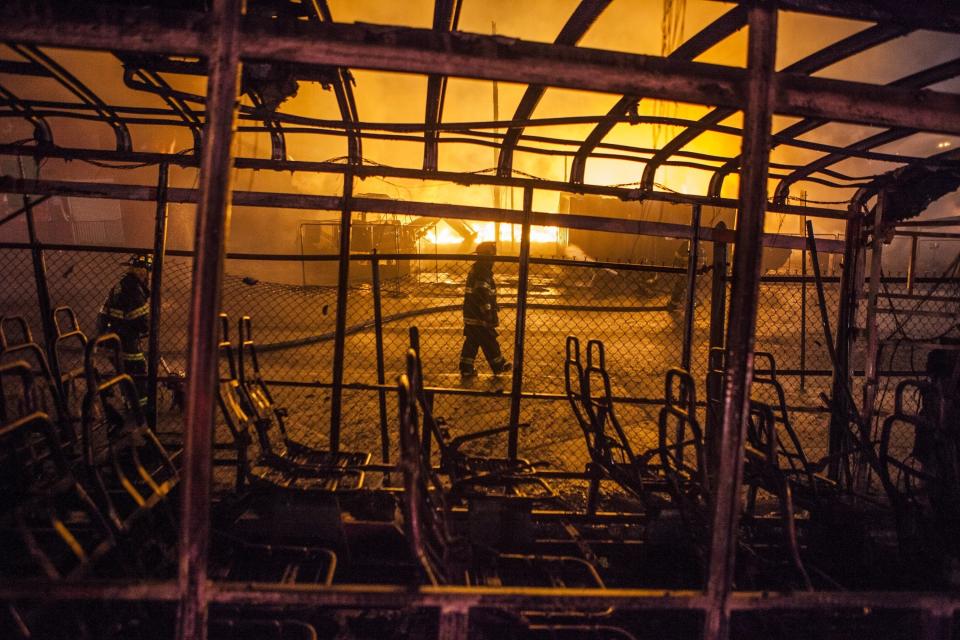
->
[1, 0, 960, 639]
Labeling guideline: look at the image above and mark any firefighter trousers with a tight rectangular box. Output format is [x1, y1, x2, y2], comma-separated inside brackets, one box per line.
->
[460, 325, 508, 374]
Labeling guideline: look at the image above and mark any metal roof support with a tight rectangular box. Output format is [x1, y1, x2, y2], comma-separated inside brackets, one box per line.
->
[708, 24, 938, 197]
[708, 0, 960, 34]
[568, 4, 747, 184]
[496, 0, 611, 177]
[3, 6, 960, 133]
[422, 0, 460, 171]
[311, 0, 362, 165]
[175, 0, 242, 637]
[121, 64, 203, 152]
[8, 43, 131, 151]
[643, 22, 909, 193]
[704, 4, 776, 639]
[0, 82, 53, 145]
[772, 57, 960, 204]
[0, 175, 850, 252]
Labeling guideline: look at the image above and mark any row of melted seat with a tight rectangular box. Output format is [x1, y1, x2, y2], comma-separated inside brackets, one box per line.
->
[0, 310, 344, 640]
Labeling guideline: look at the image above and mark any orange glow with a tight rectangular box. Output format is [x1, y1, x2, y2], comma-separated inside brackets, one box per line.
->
[426, 221, 560, 246]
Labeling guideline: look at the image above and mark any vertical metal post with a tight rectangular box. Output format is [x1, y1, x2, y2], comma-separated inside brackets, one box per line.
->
[907, 234, 918, 295]
[176, 0, 242, 638]
[800, 219, 807, 392]
[329, 171, 354, 455]
[706, 222, 728, 472]
[827, 215, 860, 481]
[704, 4, 776, 640]
[22, 192, 61, 394]
[681, 204, 702, 371]
[708, 223, 728, 356]
[920, 610, 954, 640]
[860, 189, 886, 488]
[371, 249, 390, 463]
[147, 162, 169, 430]
[507, 187, 533, 460]
[438, 607, 470, 640]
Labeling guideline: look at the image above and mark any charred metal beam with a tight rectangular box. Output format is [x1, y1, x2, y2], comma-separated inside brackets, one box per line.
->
[496, 0, 610, 177]
[8, 44, 130, 151]
[1, 578, 959, 617]
[709, 23, 930, 197]
[4, 4, 960, 133]
[0, 145, 851, 219]
[507, 187, 533, 459]
[176, 0, 243, 637]
[146, 163, 169, 431]
[0, 99, 939, 168]
[0, 82, 53, 145]
[644, 23, 908, 193]
[705, 5, 776, 639]
[311, 0, 361, 165]
[422, 0, 460, 171]
[120, 62, 203, 152]
[569, 4, 747, 184]
[709, 0, 960, 34]
[680, 204, 701, 371]
[0, 176, 849, 252]
[772, 57, 960, 204]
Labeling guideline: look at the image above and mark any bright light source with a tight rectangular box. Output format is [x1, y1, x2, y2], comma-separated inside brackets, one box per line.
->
[937, 141, 952, 148]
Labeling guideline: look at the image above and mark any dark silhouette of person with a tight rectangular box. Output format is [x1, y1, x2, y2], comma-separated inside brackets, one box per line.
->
[459, 241, 511, 378]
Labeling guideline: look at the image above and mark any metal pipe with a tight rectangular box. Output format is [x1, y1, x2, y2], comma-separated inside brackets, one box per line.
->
[0, 193, 51, 229]
[0, 175, 854, 228]
[800, 216, 808, 391]
[706, 221, 728, 474]
[17, 159, 62, 399]
[329, 171, 354, 455]
[907, 234, 918, 295]
[438, 607, 469, 640]
[175, 0, 242, 637]
[704, 5, 777, 640]
[827, 214, 861, 479]
[507, 186, 533, 460]
[4, 6, 960, 133]
[681, 203, 701, 371]
[146, 162, 168, 430]
[859, 189, 886, 489]
[371, 249, 390, 463]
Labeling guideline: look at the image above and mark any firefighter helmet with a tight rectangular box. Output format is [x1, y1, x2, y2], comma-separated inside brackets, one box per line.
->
[474, 241, 497, 256]
[124, 253, 154, 271]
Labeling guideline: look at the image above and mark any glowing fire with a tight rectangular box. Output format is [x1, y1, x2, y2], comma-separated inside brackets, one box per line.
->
[425, 220, 560, 247]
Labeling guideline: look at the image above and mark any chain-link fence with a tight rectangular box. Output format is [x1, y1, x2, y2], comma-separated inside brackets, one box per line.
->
[2, 230, 958, 473]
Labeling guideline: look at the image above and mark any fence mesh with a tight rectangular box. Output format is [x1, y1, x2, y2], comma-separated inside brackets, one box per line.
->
[2, 237, 958, 473]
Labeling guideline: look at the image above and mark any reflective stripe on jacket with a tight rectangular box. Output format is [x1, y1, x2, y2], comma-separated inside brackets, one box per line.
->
[462, 261, 499, 328]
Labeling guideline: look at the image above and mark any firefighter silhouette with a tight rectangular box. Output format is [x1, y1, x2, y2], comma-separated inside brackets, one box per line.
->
[97, 253, 152, 406]
[460, 241, 511, 378]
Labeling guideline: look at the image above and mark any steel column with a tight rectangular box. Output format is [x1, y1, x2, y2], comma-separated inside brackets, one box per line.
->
[800, 216, 808, 391]
[329, 171, 354, 455]
[859, 189, 886, 487]
[437, 607, 470, 640]
[17, 157, 62, 398]
[704, 5, 777, 640]
[507, 187, 533, 460]
[706, 222, 728, 477]
[371, 249, 390, 463]
[176, 0, 243, 638]
[681, 204, 702, 371]
[146, 162, 169, 430]
[907, 234, 919, 295]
